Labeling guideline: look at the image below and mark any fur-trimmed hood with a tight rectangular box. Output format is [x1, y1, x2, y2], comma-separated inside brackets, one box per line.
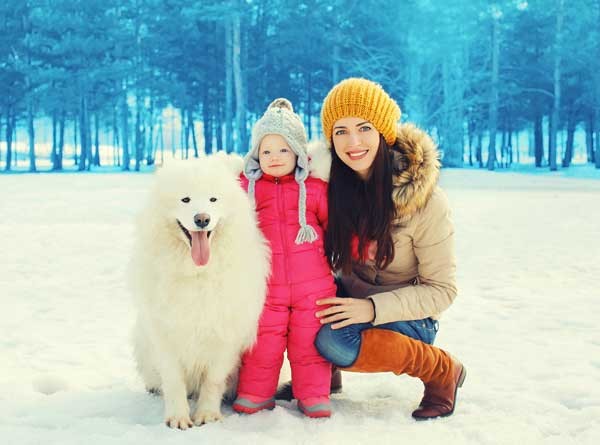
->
[308, 123, 441, 221]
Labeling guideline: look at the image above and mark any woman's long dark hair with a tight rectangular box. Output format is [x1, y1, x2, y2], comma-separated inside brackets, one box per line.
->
[325, 134, 397, 274]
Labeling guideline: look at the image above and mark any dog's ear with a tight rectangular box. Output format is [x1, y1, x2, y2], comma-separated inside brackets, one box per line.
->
[211, 151, 244, 176]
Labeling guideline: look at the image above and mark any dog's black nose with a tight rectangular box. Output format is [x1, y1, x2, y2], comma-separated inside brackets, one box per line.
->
[194, 213, 211, 228]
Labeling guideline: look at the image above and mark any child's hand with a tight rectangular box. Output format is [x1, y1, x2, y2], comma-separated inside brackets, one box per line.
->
[315, 297, 375, 329]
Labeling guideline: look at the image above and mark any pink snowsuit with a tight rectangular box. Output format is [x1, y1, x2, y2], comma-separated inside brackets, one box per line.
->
[238, 173, 336, 401]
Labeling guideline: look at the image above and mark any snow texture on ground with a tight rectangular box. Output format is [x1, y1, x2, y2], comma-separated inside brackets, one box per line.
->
[1, 168, 599, 445]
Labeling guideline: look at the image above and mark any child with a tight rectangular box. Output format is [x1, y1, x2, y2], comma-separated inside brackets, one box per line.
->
[234, 98, 337, 418]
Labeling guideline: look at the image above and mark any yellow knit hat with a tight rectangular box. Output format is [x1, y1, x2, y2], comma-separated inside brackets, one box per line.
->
[321, 78, 401, 146]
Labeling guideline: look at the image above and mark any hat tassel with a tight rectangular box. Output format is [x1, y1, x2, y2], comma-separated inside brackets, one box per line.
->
[295, 180, 318, 245]
[295, 224, 318, 245]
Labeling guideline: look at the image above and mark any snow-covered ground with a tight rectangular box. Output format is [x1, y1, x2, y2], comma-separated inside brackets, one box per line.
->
[1, 168, 599, 445]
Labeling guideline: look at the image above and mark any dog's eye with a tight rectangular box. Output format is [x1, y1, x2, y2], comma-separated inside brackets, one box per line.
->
[181, 197, 191, 203]
[210, 197, 217, 202]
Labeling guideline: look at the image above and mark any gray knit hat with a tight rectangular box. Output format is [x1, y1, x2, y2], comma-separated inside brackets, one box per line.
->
[243, 98, 317, 244]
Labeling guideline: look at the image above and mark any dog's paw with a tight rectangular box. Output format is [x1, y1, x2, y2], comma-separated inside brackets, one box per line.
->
[192, 410, 223, 425]
[165, 415, 193, 430]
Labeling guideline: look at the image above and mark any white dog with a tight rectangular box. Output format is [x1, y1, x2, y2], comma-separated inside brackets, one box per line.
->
[130, 154, 270, 428]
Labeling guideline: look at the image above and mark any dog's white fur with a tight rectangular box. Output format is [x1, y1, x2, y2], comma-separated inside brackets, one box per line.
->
[130, 154, 269, 428]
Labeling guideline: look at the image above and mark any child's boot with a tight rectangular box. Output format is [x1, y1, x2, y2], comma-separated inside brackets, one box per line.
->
[232, 393, 276, 414]
[298, 396, 331, 418]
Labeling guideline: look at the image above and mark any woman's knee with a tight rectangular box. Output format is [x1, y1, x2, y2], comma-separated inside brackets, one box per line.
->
[314, 323, 360, 367]
[314, 324, 335, 359]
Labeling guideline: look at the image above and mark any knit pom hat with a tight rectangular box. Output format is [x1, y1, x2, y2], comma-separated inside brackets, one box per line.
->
[321, 78, 401, 146]
[244, 98, 317, 245]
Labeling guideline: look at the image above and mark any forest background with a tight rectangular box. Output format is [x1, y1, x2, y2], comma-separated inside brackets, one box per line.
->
[1, 0, 600, 173]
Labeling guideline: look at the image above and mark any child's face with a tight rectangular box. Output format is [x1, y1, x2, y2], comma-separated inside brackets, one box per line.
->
[258, 134, 297, 177]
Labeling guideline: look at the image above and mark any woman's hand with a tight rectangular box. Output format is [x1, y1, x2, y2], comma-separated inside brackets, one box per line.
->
[315, 297, 375, 330]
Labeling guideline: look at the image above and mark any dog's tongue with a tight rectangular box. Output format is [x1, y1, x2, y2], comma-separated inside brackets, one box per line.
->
[191, 231, 210, 266]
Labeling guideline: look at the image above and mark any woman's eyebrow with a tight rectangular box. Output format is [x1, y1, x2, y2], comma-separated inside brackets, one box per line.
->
[333, 121, 370, 129]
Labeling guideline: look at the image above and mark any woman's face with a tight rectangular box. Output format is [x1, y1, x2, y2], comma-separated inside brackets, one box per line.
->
[332, 117, 380, 180]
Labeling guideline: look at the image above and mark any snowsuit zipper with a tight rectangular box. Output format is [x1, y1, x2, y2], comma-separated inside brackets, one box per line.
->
[275, 177, 290, 284]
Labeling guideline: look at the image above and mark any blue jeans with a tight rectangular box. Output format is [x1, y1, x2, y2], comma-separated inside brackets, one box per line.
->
[315, 317, 439, 368]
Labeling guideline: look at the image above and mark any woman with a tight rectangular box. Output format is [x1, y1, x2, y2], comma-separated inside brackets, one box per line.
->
[314, 77, 465, 420]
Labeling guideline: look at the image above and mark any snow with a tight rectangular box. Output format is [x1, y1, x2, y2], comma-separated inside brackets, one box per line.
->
[1, 168, 600, 445]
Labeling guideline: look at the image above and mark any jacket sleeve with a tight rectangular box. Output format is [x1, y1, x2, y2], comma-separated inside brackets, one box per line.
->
[315, 180, 329, 230]
[238, 173, 249, 192]
[369, 189, 457, 324]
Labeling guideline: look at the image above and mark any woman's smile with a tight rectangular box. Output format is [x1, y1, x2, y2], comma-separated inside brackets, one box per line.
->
[346, 149, 369, 160]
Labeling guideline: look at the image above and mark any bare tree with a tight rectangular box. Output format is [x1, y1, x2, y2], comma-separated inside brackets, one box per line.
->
[548, 0, 564, 171]
[487, 7, 501, 171]
[232, 9, 247, 152]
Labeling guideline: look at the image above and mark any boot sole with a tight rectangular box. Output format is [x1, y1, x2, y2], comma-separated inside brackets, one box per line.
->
[412, 365, 467, 421]
[232, 401, 275, 414]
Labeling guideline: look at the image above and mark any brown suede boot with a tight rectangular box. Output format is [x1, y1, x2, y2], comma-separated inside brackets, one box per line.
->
[275, 367, 343, 401]
[342, 328, 466, 420]
[411, 355, 466, 420]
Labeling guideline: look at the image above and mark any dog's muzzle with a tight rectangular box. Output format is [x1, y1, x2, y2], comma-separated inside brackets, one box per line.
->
[194, 213, 211, 229]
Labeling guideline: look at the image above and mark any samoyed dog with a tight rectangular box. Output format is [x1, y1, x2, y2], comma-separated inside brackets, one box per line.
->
[130, 154, 270, 429]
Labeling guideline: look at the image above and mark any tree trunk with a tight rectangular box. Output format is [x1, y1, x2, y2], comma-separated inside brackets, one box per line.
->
[157, 118, 164, 164]
[562, 112, 575, 167]
[534, 114, 544, 167]
[28, 103, 37, 172]
[57, 112, 65, 170]
[216, 102, 223, 152]
[596, 109, 600, 169]
[51, 111, 58, 170]
[190, 110, 199, 157]
[232, 11, 248, 152]
[122, 92, 130, 171]
[467, 120, 474, 167]
[508, 129, 514, 166]
[94, 112, 101, 166]
[113, 106, 120, 166]
[594, 0, 600, 168]
[586, 114, 594, 163]
[306, 71, 313, 140]
[487, 14, 500, 171]
[516, 129, 521, 164]
[203, 91, 213, 155]
[78, 95, 88, 171]
[501, 130, 507, 168]
[0, 113, 3, 166]
[225, 18, 234, 153]
[441, 54, 464, 167]
[73, 116, 79, 165]
[184, 108, 190, 159]
[135, 95, 142, 171]
[4, 111, 13, 171]
[332, 41, 340, 84]
[147, 99, 155, 165]
[180, 112, 186, 159]
[476, 132, 483, 168]
[549, 0, 564, 171]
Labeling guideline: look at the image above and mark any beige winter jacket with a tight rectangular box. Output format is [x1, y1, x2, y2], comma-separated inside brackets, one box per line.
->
[309, 123, 457, 324]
